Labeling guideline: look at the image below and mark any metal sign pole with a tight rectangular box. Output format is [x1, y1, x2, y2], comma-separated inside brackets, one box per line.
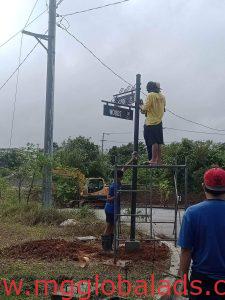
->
[130, 74, 141, 241]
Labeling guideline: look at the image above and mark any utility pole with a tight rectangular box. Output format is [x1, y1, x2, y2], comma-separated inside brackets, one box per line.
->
[23, 0, 56, 207]
[101, 133, 106, 154]
[101, 132, 110, 154]
[43, 0, 57, 207]
[130, 74, 141, 241]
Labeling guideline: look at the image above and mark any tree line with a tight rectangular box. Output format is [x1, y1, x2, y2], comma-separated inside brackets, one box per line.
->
[0, 137, 224, 205]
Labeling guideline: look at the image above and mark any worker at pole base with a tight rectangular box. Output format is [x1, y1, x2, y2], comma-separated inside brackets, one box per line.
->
[178, 168, 225, 299]
[141, 81, 166, 165]
[101, 153, 138, 252]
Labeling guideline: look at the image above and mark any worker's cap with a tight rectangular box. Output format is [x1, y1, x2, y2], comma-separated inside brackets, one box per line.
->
[204, 168, 225, 192]
[155, 82, 162, 91]
[146, 81, 162, 92]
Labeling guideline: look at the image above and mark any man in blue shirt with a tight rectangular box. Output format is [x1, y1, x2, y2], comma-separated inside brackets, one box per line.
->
[101, 152, 138, 252]
[178, 167, 225, 299]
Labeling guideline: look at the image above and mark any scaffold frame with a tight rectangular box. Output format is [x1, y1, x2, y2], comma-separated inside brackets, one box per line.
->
[113, 162, 188, 262]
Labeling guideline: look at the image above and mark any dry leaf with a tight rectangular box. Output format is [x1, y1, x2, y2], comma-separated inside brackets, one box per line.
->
[78, 255, 90, 268]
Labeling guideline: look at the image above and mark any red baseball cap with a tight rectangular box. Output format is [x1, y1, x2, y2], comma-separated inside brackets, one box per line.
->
[204, 168, 225, 192]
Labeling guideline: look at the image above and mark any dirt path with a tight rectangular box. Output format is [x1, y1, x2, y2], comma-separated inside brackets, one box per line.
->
[95, 207, 184, 238]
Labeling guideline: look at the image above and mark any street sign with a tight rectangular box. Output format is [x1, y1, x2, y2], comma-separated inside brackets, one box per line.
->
[113, 90, 135, 106]
[103, 104, 133, 121]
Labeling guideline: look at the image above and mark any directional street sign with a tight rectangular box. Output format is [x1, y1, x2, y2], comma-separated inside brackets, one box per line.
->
[113, 91, 135, 106]
[103, 104, 133, 121]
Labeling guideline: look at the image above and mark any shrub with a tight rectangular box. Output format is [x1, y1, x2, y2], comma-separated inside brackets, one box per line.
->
[0, 197, 97, 226]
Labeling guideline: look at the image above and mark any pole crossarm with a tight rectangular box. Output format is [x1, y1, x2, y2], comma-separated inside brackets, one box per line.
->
[22, 30, 49, 40]
[34, 37, 48, 52]
[22, 30, 49, 52]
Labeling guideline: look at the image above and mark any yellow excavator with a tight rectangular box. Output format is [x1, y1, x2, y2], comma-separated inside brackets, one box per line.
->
[80, 177, 109, 208]
[53, 168, 108, 208]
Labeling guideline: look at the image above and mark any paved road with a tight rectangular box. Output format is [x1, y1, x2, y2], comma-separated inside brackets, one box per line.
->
[95, 207, 184, 239]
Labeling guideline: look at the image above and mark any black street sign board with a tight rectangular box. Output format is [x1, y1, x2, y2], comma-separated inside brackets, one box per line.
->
[113, 91, 135, 106]
[103, 104, 133, 121]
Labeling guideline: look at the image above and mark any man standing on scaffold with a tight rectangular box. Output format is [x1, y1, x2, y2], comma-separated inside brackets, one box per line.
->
[141, 81, 166, 165]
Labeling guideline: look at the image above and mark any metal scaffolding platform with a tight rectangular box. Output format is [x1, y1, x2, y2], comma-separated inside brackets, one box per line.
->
[113, 163, 188, 262]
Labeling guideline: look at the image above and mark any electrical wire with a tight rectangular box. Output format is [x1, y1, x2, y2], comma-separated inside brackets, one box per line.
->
[24, 0, 41, 28]
[0, 43, 39, 92]
[6, 31, 47, 146]
[164, 127, 225, 136]
[58, 16, 71, 30]
[103, 132, 133, 135]
[57, 24, 133, 86]
[104, 140, 133, 144]
[102, 127, 225, 137]
[59, 25, 225, 133]
[0, 29, 48, 93]
[8, 0, 43, 148]
[57, 0, 65, 7]
[0, 9, 47, 49]
[58, 0, 131, 17]
[166, 109, 225, 132]
[9, 35, 24, 148]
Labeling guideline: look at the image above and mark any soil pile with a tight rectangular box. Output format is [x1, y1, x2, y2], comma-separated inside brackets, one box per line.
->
[1, 239, 169, 262]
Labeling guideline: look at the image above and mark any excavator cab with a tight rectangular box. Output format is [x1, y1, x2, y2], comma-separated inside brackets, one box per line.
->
[81, 178, 109, 208]
[87, 178, 104, 193]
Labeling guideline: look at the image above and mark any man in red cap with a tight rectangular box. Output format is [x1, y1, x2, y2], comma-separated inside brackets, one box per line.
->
[178, 167, 225, 299]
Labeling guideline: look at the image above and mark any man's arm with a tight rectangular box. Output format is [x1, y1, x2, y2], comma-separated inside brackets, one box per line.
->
[107, 184, 115, 202]
[178, 248, 192, 277]
[140, 95, 152, 114]
[177, 209, 193, 279]
[122, 152, 138, 172]
[168, 248, 191, 296]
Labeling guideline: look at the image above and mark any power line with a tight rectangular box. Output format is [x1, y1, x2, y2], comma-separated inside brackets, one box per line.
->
[57, 0, 65, 7]
[9, 36, 24, 148]
[103, 131, 132, 135]
[133, 88, 225, 133]
[0, 8, 47, 49]
[25, 0, 40, 27]
[58, 0, 131, 17]
[164, 127, 225, 136]
[57, 24, 132, 86]
[140, 88, 225, 132]
[0, 29, 48, 93]
[59, 25, 225, 133]
[166, 109, 225, 132]
[0, 42, 38, 92]
[105, 140, 133, 144]
[104, 139, 170, 145]
[9, 0, 43, 148]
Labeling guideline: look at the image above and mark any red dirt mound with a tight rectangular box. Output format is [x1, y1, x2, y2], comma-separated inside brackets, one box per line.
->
[1, 239, 100, 261]
[120, 241, 169, 262]
[97, 241, 170, 262]
[1, 239, 170, 262]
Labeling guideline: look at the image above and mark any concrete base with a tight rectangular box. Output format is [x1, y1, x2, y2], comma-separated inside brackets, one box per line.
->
[125, 240, 140, 253]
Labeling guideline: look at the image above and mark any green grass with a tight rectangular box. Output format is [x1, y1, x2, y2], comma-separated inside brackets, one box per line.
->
[0, 192, 96, 225]
[0, 194, 170, 299]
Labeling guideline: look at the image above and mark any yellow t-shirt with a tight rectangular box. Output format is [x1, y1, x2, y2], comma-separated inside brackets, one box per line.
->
[141, 92, 166, 126]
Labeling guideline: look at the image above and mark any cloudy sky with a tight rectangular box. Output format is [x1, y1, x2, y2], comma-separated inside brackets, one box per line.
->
[0, 0, 225, 149]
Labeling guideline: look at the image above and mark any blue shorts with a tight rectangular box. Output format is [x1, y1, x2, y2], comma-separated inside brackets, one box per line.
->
[105, 212, 114, 225]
